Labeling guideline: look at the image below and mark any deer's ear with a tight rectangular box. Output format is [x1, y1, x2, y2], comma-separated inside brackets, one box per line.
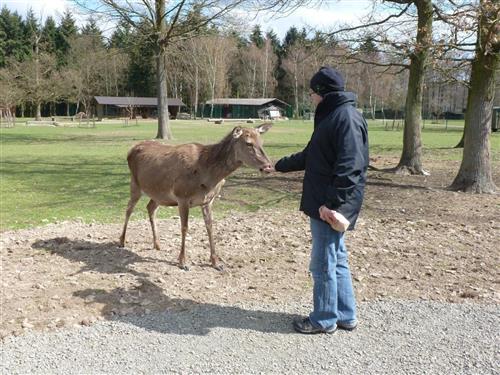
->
[256, 123, 272, 134]
[232, 126, 243, 139]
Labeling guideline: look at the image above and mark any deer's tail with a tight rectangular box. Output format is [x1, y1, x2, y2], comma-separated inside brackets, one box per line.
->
[126, 145, 141, 187]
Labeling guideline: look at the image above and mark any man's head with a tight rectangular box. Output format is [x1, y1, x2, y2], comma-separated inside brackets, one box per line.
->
[310, 66, 345, 96]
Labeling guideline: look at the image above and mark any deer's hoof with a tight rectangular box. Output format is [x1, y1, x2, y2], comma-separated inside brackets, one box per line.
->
[179, 264, 189, 271]
[214, 264, 224, 272]
[153, 242, 161, 250]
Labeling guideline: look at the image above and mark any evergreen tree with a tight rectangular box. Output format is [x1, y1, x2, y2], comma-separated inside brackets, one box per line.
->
[55, 10, 77, 65]
[126, 25, 156, 97]
[41, 16, 57, 54]
[109, 20, 131, 49]
[282, 26, 308, 55]
[265, 29, 281, 53]
[81, 16, 104, 48]
[250, 24, 264, 48]
[229, 29, 248, 49]
[0, 7, 28, 65]
[360, 36, 377, 54]
[23, 8, 39, 56]
[283, 26, 300, 53]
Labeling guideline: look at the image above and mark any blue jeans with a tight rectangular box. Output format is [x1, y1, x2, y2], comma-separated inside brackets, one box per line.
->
[309, 217, 357, 330]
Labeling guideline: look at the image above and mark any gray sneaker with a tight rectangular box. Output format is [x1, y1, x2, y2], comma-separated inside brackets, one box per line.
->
[293, 317, 337, 334]
[337, 321, 357, 331]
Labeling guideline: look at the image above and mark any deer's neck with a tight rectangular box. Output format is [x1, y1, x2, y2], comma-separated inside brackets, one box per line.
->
[203, 136, 241, 181]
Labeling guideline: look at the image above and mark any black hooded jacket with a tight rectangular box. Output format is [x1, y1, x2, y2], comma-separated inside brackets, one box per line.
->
[275, 91, 369, 229]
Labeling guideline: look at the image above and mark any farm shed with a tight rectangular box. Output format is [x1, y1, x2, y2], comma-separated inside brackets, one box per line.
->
[202, 98, 291, 119]
[94, 96, 185, 120]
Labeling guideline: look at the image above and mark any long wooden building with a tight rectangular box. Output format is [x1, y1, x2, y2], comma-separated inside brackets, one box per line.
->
[202, 98, 291, 119]
[94, 96, 185, 120]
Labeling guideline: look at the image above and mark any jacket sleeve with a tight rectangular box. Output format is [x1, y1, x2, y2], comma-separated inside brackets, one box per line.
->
[324, 116, 368, 213]
[274, 142, 310, 172]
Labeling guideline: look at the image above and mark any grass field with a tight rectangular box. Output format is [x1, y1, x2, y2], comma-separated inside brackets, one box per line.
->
[1, 119, 499, 230]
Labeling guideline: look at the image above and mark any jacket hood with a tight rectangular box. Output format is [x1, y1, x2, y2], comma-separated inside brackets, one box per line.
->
[315, 91, 357, 125]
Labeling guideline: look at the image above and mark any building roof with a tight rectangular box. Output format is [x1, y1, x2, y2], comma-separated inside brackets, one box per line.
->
[94, 96, 184, 107]
[205, 98, 289, 106]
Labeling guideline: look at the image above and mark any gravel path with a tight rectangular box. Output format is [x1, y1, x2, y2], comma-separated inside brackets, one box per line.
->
[2, 300, 498, 374]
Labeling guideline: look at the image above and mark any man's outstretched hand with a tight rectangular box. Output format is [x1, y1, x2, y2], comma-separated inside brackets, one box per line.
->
[262, 165, 276, 174]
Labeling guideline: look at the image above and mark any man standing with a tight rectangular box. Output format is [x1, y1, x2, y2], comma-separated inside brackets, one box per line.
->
[266, 66, 369, 334]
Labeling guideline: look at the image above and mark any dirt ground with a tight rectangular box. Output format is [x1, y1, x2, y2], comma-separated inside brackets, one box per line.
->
[1, 158, 499, 338]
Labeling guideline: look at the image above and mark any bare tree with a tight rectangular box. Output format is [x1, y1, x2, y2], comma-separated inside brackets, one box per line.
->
[10, 53, 58, 120]
[325, 1, 434, 174]
[197, 35, 237, 116]
[62, 35, 109, 116]
[261, 37, 278, 97]
[0, 67, 22, 127]
[282, 41, 312, 118]
[175, 37, 209, 117]
[73, 0, 317, 137]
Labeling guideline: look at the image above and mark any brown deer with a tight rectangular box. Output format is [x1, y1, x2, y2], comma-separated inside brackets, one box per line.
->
[119, 123, 273, 270]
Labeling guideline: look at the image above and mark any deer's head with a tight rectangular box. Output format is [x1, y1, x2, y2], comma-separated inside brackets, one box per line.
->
[231, 123, 273, 172]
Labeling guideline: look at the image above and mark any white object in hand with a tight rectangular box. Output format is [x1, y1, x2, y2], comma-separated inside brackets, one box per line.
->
[330, 211, 350, 232]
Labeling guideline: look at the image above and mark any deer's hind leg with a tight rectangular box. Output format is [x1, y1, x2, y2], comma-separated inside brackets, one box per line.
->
[119, 178, 142, 247]
[147, 199, 161, 250]
[177, 200, 190, 270]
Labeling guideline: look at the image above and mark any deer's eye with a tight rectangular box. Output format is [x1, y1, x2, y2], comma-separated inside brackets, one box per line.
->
[245, 141, 253, 146]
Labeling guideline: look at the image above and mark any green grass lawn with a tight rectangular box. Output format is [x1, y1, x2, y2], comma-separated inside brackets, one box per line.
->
[1, 119, 499, 230]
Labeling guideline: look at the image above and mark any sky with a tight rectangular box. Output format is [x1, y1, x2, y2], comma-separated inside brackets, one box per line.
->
[2, 0, 375, 40]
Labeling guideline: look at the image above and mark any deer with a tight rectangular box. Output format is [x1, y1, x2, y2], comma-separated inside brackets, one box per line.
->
[119, 123, 273, 271]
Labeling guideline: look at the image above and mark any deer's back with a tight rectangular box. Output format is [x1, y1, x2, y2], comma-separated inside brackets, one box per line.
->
[127, 140, 211, 204]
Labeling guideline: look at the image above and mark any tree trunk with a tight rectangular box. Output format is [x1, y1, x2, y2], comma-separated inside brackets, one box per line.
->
[36, 102, 42, 121]
[194, 65, 199, 119]
[251, 61, 256, 98]
[34, 36, 42, 121]
[449, 2, 498, 193]
[210, 79, 216, 118]
[114, 55, 119, 96]
[394, 0, 433, 175]
[156, 47, 171, 139]
[262, 41, 269, 98]
[209, 55, 217, 118]
[293, 63, 299, 119]
[154, 0, 171, 139]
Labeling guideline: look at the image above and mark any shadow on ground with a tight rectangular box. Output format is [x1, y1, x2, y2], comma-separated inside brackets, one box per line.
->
[76, 279, 300, 336]
[32, 237, 299, 336]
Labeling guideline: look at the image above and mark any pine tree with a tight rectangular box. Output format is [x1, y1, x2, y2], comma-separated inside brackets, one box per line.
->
[265, 30, 281, 54]
[0, 7, 28, 65]
[23, 8, 39, 57]
[109, 20, 131, 49]
[41, 16, 57, 54]
[55, 10, 77, 66]
[250, 24, 264, 48]
[126, 24, 156, 97]
[81, 16, 104, 48]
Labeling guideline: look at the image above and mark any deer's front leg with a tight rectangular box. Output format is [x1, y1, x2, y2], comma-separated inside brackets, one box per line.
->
[202, 202, 222, 271]
[178, 201, 190, 270]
